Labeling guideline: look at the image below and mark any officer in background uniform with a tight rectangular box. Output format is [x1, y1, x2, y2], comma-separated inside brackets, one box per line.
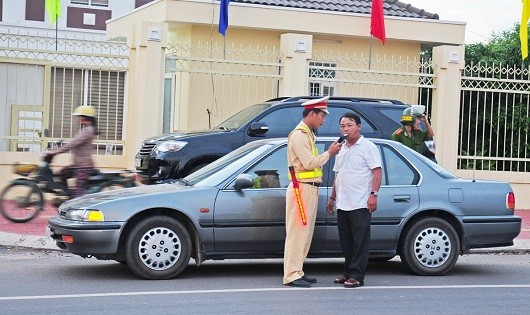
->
[391, 105, 434, 159]
[283, 96, 342, 288]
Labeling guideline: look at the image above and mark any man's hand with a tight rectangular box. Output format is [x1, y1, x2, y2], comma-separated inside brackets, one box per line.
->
[367, 195, 377, 213]
[327, 141, 342, 156]
[326, 198, 335, 215]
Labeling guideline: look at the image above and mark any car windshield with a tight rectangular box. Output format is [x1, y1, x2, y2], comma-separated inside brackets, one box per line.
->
[410, 149, 458, 179]
[184, 141, 275, 186]
[215, 103, 271, 130]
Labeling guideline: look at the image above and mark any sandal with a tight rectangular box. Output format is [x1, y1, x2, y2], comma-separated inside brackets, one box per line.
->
[334, 275, 348, 284]
[343, 278, 363, 288]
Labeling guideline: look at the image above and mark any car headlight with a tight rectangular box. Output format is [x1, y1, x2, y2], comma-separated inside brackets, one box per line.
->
[155, 141, 188, 153]
[64, 209, 105, 222]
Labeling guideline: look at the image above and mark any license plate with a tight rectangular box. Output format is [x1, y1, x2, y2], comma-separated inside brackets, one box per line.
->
[135, 158, 142, 168]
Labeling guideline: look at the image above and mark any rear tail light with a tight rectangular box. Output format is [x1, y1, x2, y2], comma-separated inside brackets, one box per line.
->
[506, 192, 515, 210]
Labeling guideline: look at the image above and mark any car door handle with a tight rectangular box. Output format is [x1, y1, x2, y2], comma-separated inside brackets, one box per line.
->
[393, 195, 411, 202]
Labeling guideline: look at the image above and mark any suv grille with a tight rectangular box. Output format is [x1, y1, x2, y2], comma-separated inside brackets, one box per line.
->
[138, 142, 157, 156]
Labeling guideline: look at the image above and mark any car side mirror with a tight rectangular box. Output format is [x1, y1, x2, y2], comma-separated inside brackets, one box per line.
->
[248, 122, 269, 136]
[233, 174, 254, 190]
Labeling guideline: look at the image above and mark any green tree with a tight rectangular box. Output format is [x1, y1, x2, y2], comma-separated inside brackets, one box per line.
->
[465, 24, 524, 67]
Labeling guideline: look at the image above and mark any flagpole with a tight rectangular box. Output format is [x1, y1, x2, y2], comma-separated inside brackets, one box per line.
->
[368, 35, 373, 70]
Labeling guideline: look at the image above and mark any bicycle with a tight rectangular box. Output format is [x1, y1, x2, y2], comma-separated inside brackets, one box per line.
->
[0, 155, 136, 223]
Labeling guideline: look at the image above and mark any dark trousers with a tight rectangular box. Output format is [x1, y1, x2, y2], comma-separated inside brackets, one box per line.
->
[337, 208, 372, 282]
[59, 166, 93, 197]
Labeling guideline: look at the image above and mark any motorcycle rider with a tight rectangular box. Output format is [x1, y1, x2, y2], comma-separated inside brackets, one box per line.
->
[45, 105, 98, 197]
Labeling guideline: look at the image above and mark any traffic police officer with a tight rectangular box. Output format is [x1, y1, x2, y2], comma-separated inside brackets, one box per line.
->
[283, 96, 342, 287]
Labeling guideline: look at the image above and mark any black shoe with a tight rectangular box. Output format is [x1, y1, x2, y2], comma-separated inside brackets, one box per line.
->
[285, 278, 311, 288]
[301, 275, 317, 283]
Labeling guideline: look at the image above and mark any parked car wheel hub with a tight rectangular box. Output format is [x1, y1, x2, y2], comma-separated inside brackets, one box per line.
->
[413, 227, 451, 268]
[138, 227, 182, 270]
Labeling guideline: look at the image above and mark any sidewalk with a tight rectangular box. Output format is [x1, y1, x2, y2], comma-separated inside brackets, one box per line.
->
[1, 203, 529, 252]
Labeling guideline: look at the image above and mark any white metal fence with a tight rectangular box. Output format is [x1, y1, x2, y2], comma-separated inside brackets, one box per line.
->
[309, 51, 435, 113]
[460, 63, 530, 172]
[164, 42, 282, 130]
[2, 32, 529, 174]
[0, 32, 128, 155]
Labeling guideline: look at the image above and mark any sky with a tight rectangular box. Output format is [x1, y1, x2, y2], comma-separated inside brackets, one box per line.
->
[402, 0, 522, 44]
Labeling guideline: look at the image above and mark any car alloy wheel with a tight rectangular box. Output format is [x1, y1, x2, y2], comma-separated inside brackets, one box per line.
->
[413, 227, 451, 268]
[125, 215, 191, 279]
[138, 226, 182, 270]
[400, 217, 460, 276]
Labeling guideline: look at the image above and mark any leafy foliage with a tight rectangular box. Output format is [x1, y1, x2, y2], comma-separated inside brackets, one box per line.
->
[465, 24, 523, 66]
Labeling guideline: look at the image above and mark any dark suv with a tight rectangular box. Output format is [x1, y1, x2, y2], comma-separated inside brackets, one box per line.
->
[135, 96, 407, 184]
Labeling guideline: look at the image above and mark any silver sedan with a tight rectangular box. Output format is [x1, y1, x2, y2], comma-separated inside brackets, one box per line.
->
[47, 138, 521, 279]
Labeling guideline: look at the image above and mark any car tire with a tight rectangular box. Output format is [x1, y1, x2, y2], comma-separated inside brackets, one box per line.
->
[400, 217, 460, 276]
[125, 215, 191, 280]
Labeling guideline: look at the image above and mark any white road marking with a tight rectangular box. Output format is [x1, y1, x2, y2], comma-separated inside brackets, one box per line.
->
[1, 284, 530, 301]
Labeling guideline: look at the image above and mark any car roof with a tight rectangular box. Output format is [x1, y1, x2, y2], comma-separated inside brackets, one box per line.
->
[265, 96, 406, 106]
[254, 137, 397, 146]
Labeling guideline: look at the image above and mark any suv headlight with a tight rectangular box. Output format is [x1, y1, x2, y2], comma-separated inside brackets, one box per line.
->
[64, 209, 104, 222]
[155, 141, 188, 153]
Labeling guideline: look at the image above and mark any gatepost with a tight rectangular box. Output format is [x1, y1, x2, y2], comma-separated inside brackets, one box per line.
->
[120, 22, 168, 170]
[279, 33, 313, 96]
[431, 45, 465, 173]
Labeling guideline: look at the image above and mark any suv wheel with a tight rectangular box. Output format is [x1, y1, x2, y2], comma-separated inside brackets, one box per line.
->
[125, 215, 191, 279]
[400, 217, 460, 276]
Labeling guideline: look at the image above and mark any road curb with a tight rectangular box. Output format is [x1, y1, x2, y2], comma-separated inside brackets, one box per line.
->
[0, 231, 59, 251]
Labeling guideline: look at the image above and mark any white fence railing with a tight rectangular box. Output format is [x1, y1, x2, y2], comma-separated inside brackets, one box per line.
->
[309, 51, 434, 113]
[0, 32, 128, 155]
[165, 42, 282, 130]
[460, 63, 530, 172]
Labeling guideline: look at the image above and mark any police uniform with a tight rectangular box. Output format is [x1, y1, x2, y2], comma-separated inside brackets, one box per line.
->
[283, 96, 331, 285]
[391, 126, 428, 153]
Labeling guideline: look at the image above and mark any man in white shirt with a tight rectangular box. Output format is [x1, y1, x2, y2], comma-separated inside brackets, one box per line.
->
[327, 112, 382, 288]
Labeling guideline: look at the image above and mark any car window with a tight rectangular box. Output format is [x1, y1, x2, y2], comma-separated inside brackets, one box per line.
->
[380, 144, 419, 186]
[256, 107, 301, 137]
[187, 142, 273, 186]
[216, 103, 270, 130]
[246, 146, 288, 188]
[317, 107, 376, 135]
[379, 108, 404, 125]
[245, 142, 328, 189]
[410, 149, 458, 179]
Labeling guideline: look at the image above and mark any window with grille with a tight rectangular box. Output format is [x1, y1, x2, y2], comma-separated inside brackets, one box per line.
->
[71, 0, 109, 7]
[309, 62, 336, 79]
[49, 67, 125, 154]
[308, 62, 337, 96]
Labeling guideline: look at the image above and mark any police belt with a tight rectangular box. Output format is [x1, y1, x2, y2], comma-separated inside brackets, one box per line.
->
[300, 181, 321, 187]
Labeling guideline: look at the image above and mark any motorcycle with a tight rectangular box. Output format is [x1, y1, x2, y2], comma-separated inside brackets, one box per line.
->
[0, 154, 136, 223]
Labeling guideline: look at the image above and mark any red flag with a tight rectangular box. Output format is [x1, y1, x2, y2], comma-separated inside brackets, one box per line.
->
[370, 0, 386, 44]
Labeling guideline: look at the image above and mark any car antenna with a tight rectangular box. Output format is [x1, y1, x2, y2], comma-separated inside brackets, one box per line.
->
[472, 159, 476, 182]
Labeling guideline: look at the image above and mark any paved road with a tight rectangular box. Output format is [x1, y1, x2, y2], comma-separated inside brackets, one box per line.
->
[0, 248, 529, 314]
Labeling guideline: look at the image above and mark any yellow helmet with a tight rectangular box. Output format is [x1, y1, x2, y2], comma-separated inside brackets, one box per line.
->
[72, 106, 96, 118]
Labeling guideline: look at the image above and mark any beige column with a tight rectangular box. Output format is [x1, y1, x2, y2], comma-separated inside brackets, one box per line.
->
[279, 33, 313, 96]
[123, 22, 168, 169]
[431, 45, 465, 173]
